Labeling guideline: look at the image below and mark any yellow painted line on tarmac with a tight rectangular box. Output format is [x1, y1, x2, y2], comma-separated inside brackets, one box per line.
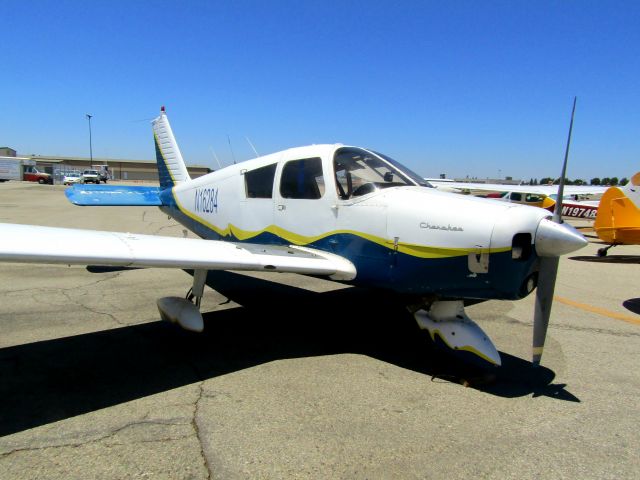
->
[554, 296, 640, 326]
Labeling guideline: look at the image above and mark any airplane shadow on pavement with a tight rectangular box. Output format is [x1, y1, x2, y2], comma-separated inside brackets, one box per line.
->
[623, 298, 640, 315]
[570, 254, 640, 264]
[0, 270, 579, 437]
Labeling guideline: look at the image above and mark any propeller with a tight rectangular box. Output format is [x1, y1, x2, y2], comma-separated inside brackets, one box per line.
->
[532, 97, 578, 366]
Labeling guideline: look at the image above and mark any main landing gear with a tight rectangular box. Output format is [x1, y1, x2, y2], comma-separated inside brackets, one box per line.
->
[411, 300, 501, 367]
[157, 269, 207, 332]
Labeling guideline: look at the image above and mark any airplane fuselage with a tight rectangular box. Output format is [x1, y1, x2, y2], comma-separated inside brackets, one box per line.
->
[158, 144, 551, 301]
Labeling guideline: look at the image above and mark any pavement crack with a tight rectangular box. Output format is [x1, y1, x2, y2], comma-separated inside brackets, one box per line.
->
[58, 289, 127, 327]
[192, 381, 213, 480]
[153, 223, 182, 236]
[0, 419, 190, 458]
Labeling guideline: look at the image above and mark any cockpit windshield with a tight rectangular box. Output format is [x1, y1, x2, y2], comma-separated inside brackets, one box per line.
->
[373, 151, 433, 188]
[333, 147, 431, 199]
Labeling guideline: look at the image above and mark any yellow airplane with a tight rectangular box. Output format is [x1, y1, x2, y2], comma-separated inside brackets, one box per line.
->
[593, 172, 640, 256]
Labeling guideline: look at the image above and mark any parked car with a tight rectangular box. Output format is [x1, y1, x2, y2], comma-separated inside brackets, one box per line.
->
[82, 169, 101, 184]
[63, 172, 84, 185]
[23, 166, 53, 185]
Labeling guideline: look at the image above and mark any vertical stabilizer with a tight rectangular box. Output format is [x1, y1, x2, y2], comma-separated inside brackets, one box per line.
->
[152, 107, 191, 189]
[622, 172, 640, 210]
[594, 174, 640, 244]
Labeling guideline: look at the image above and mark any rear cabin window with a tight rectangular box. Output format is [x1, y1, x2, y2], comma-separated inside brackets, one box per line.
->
[280, 158, 325, 199]
[245, 163, 277, 198]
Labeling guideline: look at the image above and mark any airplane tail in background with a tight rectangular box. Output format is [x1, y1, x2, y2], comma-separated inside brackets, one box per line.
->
[622, 172, 640, 209]
[152, 107, 191, 189]
[594, 172, 640, 244]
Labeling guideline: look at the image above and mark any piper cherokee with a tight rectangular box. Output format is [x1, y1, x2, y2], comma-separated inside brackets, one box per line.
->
[0, 105, 587, 367]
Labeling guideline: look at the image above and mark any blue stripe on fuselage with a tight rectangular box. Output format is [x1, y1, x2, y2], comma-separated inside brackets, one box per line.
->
[158, 189, 539, 300]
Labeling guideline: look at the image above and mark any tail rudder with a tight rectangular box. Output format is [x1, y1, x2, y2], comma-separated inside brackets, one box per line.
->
[152, 107, 191, 189]
[594, 179, 640, 243]
[622, 172, 640, 210]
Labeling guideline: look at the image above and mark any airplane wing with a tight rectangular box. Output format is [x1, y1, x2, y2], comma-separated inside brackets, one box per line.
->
[0, 223, 356, 281]
[429, 181, 606, 197]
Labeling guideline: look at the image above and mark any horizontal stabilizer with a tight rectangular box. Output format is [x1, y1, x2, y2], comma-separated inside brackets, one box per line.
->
[65, 185, 162, 206]
[0, 223, 357, 281]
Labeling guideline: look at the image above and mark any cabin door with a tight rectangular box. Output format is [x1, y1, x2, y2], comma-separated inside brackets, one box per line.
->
[274, 156, 336, 247]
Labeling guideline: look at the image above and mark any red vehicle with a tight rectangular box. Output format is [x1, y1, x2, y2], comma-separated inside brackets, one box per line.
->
[23, 165, 53, 184]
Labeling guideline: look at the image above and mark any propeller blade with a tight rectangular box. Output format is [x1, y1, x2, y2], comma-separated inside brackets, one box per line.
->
[532, 97, 577, 366]
[553, 96, 577, 223]
[533, 256, 559, 365]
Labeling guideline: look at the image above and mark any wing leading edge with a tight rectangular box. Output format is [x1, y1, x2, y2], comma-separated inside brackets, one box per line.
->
[0, 223, 356, 281]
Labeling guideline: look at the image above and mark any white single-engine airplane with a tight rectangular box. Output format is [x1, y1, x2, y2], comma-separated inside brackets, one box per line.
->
[0, 106, 587, 367]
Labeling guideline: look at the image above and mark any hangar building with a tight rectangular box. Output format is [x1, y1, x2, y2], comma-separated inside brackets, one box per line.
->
[0, 147, 211, 182]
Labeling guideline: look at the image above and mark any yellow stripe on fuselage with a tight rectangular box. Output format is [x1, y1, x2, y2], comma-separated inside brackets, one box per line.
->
[171, 189, 511, 259]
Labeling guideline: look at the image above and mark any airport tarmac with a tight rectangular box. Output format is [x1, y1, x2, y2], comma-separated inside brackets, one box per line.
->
[0, 181, 638, 479]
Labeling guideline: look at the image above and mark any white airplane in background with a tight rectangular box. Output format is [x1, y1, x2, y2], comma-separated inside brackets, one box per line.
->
[0, 106, 588, 368]
[428, 180, 606, 219]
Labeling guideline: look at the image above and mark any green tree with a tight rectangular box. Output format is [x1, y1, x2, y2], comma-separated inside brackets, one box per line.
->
[553, 177, 573, 185]
[574, 179, 585, 185]
[590, 177, 601, 185]
[602, 177, 611, 185]
[540, 177, 554, 185]
[620, 177, 629, 186]
[610, 177, 619, 186]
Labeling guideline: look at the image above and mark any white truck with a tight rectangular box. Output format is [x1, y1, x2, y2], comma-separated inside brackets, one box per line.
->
[82, 169, 102, 184]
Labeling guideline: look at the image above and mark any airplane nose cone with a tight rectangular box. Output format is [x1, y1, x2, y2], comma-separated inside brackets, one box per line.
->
[534, 218, 588, 257]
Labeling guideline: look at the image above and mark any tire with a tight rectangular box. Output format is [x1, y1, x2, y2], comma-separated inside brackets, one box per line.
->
[38, 178, 45, 184]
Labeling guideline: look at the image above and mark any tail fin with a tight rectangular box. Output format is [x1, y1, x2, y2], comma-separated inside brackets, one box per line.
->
[622, 172, 640, 210]
[594, 174, 640, 244]
[152, 107, 191, 189]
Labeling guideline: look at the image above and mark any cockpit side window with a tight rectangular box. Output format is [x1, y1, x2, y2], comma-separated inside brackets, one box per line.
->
[245, 163, 277, 198]
[280, 157, 324, 199]
[333, 147, 419, 199]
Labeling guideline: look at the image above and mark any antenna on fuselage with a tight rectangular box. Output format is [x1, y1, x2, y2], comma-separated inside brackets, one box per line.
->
[209, 146, 223, 170]
[245, 136, 260, 158]
[227, 134, 237, 165]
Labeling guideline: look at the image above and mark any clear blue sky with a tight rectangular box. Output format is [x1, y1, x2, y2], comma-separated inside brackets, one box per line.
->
[2, 1, 638, 181]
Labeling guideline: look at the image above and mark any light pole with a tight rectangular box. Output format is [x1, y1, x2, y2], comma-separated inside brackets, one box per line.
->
[86, 114, 93, 167]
